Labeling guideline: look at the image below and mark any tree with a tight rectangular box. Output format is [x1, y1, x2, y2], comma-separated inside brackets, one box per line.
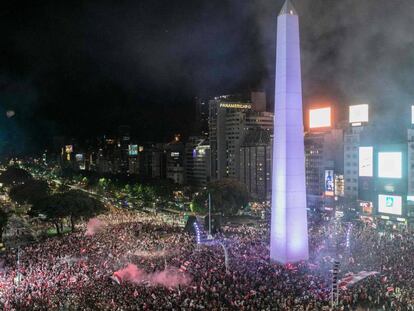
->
[30, 190, 107, 234]
[62, 190, 107, 231]
[9, 179, 50, 205]
[193, 179, 249, 216]
[0, 208, 8, 242]
[30, 194, 66, 234]
[0, 167, 32, 186]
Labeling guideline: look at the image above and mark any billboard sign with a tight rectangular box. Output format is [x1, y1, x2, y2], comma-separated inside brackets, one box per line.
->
[378, 194, 402, 215]
[378, 152, 402, 179]
[360, 201, 373, 215]
[309, 107, 331, 129]
[349, 104, 369, 124]
[65, 145, 73, 153]
[75, 154, 84, 162]
[325, 170, 334, 196]
[334, 175, 344, 197]
[128, 144, 138, 156]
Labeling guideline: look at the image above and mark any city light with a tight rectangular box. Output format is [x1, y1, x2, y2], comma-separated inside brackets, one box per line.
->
[378, 194, 402, 215]
[193, 222, 201, 244]
[309, 107, 331, 128]
[349, 104, 369, 124]
[378, 152, 402, 179]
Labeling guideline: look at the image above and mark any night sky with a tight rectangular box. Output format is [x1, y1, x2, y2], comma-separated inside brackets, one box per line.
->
[0, 0, 414, 154]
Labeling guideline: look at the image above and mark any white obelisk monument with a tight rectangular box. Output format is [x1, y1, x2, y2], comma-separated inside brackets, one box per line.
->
[270, 0, 309, 263]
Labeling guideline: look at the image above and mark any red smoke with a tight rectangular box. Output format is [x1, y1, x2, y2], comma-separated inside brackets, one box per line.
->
[85, 218, 106, 236]
[113, 263, 191, 287]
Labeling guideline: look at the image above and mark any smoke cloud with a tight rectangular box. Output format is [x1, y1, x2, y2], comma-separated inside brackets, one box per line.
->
[113, 263, 191, 288]
[250, 0, 414, 135]
[85, 218, 106, 236]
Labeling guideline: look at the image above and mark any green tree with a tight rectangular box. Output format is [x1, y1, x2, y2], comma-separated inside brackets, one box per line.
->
[0, 167, 32, 186]
[193, 179, 249, 216]
[9, 179, 50, 205]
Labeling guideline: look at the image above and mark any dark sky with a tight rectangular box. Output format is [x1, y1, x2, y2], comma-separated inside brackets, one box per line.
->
[0, 0, 414, 154]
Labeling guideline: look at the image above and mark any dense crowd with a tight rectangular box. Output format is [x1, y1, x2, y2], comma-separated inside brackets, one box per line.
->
[0, 209, 413, 310]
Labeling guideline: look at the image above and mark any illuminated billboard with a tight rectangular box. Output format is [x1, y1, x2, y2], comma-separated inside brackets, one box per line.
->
[360, 201, 373, 215]
[75, 154, 84, 162]
[324, 170, 334, 196]
[349, 104, 369, 124]
[128, 144, 138, 156]
[412, 106, 414, 124]
[378, 152, 402, 178]
[334, 175, 344, 197]
[309, 107, 331, 128]
[359, 147, 373, 177]
[378, 194, 402, 215]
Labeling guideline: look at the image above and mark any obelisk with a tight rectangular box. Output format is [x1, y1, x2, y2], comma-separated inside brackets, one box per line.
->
[270, 0, 309, 263]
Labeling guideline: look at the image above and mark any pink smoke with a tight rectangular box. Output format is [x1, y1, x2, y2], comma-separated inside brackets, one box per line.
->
[85, 218, 106, 236]
[113, 263, 191, 287]
[151, 268, 191, 287]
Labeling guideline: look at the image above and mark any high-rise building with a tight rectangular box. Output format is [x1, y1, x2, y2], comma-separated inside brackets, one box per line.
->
[209, 96, 252, 180]
[194, 97, 209, 137]
[184, 136, 211, 187]
[118, 125, 131, 173]
[270, 0, 309, 263]
[165, 136, 185, 185]
[344, 126, 365, 199]
[305, 129, 344, 209]
[209, 95, 273, 181]
[240, 130, 272, 200]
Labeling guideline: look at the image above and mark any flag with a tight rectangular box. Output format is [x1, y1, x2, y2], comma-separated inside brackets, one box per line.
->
[338, 271, 379, 290]
[111, 274, 122, 285]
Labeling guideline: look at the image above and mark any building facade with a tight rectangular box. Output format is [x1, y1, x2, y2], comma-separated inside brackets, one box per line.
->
[240, 130, 272, 200]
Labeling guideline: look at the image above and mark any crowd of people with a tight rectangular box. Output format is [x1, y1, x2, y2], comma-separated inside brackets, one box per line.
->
[0, 209, 413, 310]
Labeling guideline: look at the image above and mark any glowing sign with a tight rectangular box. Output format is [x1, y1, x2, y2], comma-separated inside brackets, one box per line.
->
[360, 201, 373, 214]
[170, 152, 180, 157]
[219, 103, 252, 109]
[65, 145, 73, 153]
[309, 107, 331, 128]
[75, 154, 84, 162]
[324, 170, 334, 196]
[378, 152, 402, 178]
[359, 147, 373, 177]
[139, 146, 144, 152]
[334, 175, 344, 197]
[378, 194, 402, 215]
[128, 144, 138, 156]
[349, 104, 369, 124]
[412, 106, 414, 124]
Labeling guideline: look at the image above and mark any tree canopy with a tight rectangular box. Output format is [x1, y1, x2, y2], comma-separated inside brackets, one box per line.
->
[30, 190, 107, 233]
[192, 179, 249, 216]
[0, 167, 32, 186]
[0, 208, 8, 241]
[9, 179, 50, 205]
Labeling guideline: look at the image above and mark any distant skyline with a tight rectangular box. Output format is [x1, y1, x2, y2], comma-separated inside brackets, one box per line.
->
[0, 0, 413, 154]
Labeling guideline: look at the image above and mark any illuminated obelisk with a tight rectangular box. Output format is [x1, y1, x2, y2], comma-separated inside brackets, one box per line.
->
[270, 0, 309, 263]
